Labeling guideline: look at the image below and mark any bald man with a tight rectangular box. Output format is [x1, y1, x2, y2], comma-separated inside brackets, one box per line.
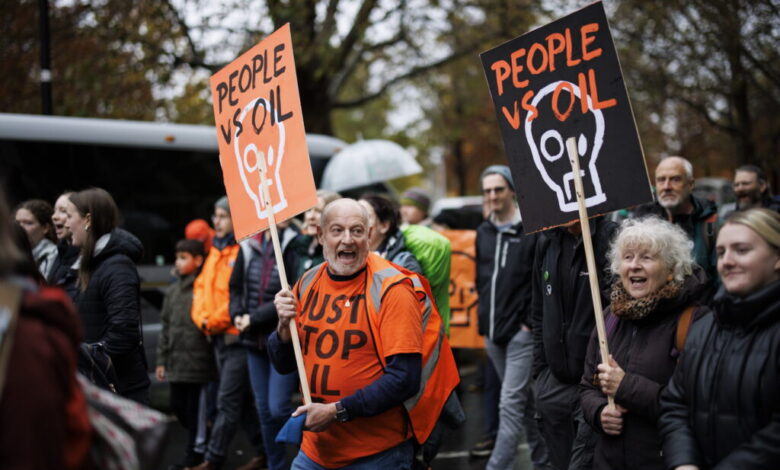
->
[634, 156, 719, 296]
[269, 199, 446, 469]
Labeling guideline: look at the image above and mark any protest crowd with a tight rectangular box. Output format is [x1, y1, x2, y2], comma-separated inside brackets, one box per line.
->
[2, 4, 780, 469]
[1, 154, 779, 470]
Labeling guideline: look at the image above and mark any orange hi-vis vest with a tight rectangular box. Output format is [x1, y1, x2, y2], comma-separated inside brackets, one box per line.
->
[191, 243, 240, 336]
[297, 252, 460, 444]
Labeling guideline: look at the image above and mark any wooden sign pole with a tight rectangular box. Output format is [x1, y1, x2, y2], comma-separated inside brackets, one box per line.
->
[257, 157, 312, 406]
[565, 137, 614, 409]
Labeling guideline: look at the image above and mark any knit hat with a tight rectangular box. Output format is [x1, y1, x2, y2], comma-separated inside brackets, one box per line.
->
[400, 187, 431, 214]
[185, 218, 215, 253]
[481, 165, 515, 192]
[215, 195, 230, 214]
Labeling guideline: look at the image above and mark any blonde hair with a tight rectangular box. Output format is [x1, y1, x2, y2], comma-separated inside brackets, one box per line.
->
[723, 208, 780, 250]
[609, 216, 694, 282]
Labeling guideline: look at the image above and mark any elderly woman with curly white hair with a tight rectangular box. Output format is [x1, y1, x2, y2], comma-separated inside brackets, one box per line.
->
[579, 216, 710, 470]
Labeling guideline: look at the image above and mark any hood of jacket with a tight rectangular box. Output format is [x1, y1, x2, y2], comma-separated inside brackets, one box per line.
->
[691, 194, 717, 222]
[712, 278, 780, 330]
[94, 228, 143, 264]
[382, 229, 409, 260]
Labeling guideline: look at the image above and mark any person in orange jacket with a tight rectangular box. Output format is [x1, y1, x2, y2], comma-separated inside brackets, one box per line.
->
[189, 196, 266, 470]
[271, 199, 459, 469]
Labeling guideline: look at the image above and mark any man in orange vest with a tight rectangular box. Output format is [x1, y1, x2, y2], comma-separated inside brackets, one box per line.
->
[271, 198, 458, 469]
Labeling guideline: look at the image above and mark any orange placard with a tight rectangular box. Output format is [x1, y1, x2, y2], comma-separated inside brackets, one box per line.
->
[209, 24, 317, 241]
[440, 229, 484, 349]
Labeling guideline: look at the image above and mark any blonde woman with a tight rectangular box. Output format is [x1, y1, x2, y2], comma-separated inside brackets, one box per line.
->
[659, 208, 780, 469]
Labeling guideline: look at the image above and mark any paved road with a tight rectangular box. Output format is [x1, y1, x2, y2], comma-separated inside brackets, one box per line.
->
[158, 349, 535, 470]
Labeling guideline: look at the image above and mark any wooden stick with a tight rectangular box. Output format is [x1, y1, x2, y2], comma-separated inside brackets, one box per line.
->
[565, 137, 614, 409]
[257, 157, 312, 406]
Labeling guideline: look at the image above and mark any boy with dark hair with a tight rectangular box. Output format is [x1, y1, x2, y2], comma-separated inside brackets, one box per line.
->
[156, 239, 217, 469]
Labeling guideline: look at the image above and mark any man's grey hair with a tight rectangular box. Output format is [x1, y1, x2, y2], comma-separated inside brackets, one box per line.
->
[660, 156, 694, 180]
[608, 216, 694, 282]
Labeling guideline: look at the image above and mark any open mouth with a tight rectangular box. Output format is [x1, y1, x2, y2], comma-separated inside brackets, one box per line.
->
[629, 276, 647, 288]
[337, 249, 357, 263]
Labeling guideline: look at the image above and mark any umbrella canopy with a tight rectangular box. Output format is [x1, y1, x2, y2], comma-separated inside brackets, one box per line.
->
[320, 140, 423, 192]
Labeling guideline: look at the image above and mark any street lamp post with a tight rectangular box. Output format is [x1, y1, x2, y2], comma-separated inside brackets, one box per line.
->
[39, 0, 53, 115]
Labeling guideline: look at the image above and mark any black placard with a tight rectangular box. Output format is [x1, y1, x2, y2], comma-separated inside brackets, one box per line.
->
[480, 1, 652, 232]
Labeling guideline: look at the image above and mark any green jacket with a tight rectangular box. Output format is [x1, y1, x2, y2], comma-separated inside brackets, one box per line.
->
[402, 225, 452, 333]
[156, 272, 217, 383]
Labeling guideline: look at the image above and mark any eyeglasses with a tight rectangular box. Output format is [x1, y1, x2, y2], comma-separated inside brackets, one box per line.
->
[482, 186, 507, 195]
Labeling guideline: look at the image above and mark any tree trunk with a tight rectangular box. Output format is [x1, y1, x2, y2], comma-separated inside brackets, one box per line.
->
[451, 137, 467, 196]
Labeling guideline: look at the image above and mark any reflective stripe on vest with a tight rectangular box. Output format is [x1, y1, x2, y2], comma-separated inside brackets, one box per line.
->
[363, 253, 459, 443]
[367, 266, 443, 412]
[298, 265, 322, 298]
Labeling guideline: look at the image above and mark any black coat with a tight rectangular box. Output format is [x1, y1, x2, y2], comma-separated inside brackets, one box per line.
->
[659, 279, 780, 469]
[475, 216, 537, 344]
[229, 236, 298, 349]
[579, 269, 709, 470]
[68, 228, 150, 398]
[531, 218, 617, 383]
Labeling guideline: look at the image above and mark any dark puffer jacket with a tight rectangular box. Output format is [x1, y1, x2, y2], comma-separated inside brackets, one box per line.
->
[659, 279, 780, 469]
[476, 216, 537, 344]
[579, 268, 709, 470]
[156, 272, 217, 383]
[229, 236, 298, 349]
[531, 218, 617, 383]
[68, 228, 150, 399]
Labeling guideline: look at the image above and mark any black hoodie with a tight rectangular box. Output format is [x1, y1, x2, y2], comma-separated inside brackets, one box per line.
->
[68, 228, 150, 399]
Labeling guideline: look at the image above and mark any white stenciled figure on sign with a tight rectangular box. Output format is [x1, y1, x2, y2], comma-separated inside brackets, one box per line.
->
[525, 80, 607, 212]
[233, 97, 289, 219]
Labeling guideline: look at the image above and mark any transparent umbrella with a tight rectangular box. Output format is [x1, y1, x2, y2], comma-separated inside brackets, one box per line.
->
[320, 140, 423, 192]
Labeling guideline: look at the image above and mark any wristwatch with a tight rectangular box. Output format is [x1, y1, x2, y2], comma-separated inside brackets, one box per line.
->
[334, 401, 349, 423]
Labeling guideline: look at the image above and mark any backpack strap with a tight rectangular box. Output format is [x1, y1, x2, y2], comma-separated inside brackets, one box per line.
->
[605, 311, 619, 339]
[675, 305, 697, 352]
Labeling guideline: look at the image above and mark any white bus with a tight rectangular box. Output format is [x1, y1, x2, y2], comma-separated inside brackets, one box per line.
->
[0, 112, 346, 264]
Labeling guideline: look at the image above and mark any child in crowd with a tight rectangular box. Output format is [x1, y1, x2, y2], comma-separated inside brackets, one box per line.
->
[156, 239, 217, 469]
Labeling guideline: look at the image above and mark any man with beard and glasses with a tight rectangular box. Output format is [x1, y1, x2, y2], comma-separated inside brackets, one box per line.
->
[721, 165, 780, 217]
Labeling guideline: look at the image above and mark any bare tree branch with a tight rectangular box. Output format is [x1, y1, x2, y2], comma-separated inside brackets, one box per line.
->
[676, 94, 738, 135]
[316, 0, 341, 44]
[330, 0, 379, 73]
[740, 44, 780, 89]
[333, 45, 478, 108]
[161, 0, 204, 66]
